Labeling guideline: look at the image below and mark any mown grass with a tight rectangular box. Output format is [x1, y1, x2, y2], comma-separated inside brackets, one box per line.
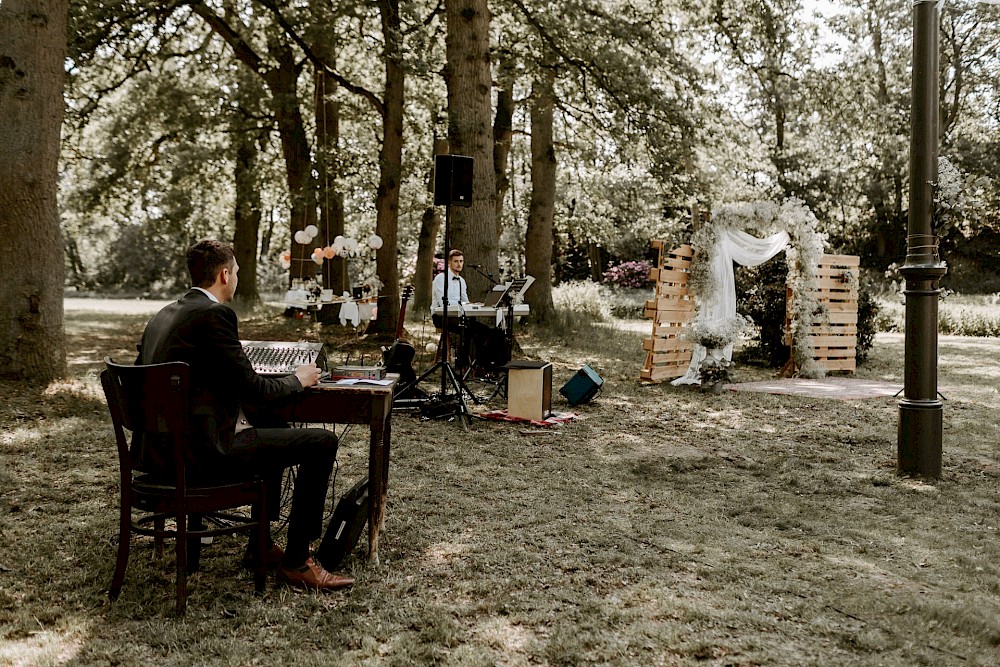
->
[2, 303, 1000, 666]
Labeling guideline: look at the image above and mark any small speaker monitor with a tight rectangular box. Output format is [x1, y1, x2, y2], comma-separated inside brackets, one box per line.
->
[506, 360, 552, 421]
[559, 365, 604, 406]
[433, 154, 474, 207]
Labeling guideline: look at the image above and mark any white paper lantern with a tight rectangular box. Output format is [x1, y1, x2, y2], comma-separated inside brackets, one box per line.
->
[313, 256, 323, 265]
[344, 237, 359, 253]
[368, 234, 383, 250]
[333, 235, 345, 246]
[304, 224, 319, 238]
[294, 230, 309, 244]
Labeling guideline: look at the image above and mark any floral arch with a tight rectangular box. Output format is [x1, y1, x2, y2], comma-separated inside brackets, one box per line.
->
[670, 198, 828, 384]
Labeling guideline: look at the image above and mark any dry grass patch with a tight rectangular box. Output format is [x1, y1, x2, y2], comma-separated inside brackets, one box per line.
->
[1, 305, 1000, 665]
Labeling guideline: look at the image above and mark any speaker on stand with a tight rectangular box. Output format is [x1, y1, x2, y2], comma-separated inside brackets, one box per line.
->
[397, 154, 477, 425]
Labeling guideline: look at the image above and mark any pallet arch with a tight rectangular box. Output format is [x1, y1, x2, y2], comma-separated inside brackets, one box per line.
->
[639, 200, 860, 383]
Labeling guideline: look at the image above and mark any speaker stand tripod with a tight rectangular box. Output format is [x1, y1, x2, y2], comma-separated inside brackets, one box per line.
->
[395, 199, 480, 426]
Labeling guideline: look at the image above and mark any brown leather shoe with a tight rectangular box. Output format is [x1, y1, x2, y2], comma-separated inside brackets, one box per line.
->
[242, 543, 285, 570]
[277, 557, 354, 591]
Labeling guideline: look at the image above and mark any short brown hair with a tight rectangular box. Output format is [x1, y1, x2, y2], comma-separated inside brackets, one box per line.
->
[187, 240, 235, 288]
[448, 249, 464, 259]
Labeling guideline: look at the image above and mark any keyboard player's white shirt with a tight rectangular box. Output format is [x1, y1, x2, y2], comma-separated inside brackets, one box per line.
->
[431, 269, 469, 312]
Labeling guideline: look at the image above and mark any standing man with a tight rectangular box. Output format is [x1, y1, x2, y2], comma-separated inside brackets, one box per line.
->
[134, 240, 352, 591]
[430, 249, 489, 369]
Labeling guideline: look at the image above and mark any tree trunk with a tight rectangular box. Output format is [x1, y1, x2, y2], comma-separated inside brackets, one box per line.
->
[313, 44, 348, 293]
[232, 127, 263, 307]
[231, 68, 266, 307]
[263, 40, 318, 285]
[525, 70, 557, 322]
[0, 0, 68, 381]
[444, 0, 497, 302]
[493, 66, 514, 239]
[368, 0, 404, 336]
[412, 135, 448, 316]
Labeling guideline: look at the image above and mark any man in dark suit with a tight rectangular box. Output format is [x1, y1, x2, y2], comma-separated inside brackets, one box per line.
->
[134, 239, 351, 591]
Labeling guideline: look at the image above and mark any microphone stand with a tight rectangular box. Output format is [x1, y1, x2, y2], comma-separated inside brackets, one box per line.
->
[468, 264, 499, 287]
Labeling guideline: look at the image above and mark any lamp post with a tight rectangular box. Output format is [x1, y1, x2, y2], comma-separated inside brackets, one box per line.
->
[898, 0, 946, 478]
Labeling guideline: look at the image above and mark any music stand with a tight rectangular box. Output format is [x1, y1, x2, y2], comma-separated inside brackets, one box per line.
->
[396, 155, 477, 424]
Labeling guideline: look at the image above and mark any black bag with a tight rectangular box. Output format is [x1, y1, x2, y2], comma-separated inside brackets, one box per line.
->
[316, 477, 369, 570]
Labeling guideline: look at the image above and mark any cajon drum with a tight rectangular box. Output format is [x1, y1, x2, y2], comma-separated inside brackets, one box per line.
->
[505, 361, 552, 421]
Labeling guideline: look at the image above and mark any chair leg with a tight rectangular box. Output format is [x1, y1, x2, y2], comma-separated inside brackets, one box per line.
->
[252, 491, 267, 594]
[109, 506, 131, 601]
[176, 514, 188, 615]
[187, 514, 204, 574]
[153, 517, 165, 558]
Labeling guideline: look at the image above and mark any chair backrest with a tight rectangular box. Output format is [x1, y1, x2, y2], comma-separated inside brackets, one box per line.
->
[102, 358, 191, 484]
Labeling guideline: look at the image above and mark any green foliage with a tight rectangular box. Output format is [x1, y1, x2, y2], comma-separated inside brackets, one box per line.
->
[735, 259, 789, 367]
[856, 277, 881, 364]
[736, 259, 880, 367]
[551, 280, 614, 320]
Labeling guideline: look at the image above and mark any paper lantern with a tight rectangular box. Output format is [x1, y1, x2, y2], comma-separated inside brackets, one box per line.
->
[323, 246, 335, 259]
[312, 247, 324, 259]
[304, 224, 319, 238]
[344, 237, 359, 253]
[333, 235, 345, 246]
[294, 230, 309, 244]
[368, 234, 383, 250]
[313, 256, 323, 265]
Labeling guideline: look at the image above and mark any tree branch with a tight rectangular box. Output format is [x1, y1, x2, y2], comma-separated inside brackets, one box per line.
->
[252, 0, 385, 116]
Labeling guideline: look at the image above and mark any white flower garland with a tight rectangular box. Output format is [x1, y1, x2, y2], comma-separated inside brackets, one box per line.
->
[688, 198, 828, 378]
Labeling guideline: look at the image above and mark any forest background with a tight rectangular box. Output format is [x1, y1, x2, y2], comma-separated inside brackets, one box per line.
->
[1, 0, 999, 383]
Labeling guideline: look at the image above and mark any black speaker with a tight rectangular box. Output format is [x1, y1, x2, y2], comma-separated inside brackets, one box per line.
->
[433, 154, 474, 207]
[316, 477, 369, 570]
[559, 365, 604, 406]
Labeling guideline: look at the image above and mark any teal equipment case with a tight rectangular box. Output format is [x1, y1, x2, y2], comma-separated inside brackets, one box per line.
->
[558, 365, 604, 405]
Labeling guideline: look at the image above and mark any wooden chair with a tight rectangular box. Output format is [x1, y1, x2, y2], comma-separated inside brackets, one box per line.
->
[101, 358, 268, 615]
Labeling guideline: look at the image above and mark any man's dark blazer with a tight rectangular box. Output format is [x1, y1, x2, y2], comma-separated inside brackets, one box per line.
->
[132, 289, 303, 474]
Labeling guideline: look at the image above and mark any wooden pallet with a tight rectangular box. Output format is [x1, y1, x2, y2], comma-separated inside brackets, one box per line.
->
[785, 254, 860, 373]
[640, 242, 695, 382]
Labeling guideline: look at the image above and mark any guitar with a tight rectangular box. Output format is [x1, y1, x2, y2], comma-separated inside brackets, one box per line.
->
[383, 286, 417, 391]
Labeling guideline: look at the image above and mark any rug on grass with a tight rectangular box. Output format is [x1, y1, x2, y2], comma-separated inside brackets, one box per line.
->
[727, 377, 902, 400]
[478, 409, 578, 427]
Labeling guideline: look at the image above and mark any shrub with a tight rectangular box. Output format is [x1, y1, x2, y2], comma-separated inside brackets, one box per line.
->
[735, 258, 880, 367]
[551, 280, 614, 320]
[602, 261, 653, 289]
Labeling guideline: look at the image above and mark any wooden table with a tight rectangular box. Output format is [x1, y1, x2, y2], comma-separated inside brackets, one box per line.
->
[277, 375, 397, 563]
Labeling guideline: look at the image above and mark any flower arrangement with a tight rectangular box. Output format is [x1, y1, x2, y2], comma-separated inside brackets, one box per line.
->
[685, 314, 754, 350]
[687, 198, 828, 378]
[699, 357, 733, 388]
[603, 260, 653, 289]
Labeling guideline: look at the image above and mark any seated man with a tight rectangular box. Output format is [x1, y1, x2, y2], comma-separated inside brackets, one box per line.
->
[431, 249, 491, 370]
[132, 239, 351, 591]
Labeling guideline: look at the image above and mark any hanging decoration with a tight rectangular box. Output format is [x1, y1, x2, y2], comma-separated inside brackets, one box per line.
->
[279, 231, 383, 268]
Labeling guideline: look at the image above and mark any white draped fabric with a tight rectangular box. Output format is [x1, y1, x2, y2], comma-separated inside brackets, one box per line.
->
[671, 229, 790, 385]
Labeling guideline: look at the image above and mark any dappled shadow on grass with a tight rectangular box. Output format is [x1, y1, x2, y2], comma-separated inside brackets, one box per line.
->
[4, 310, 1000, 664]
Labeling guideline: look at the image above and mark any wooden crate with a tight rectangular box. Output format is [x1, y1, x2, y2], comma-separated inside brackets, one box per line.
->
[786, 254, 860, 373]
[640, 243, 695, 382]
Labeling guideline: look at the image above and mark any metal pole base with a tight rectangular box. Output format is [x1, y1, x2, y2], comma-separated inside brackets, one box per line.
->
[898, 399, 942, 478]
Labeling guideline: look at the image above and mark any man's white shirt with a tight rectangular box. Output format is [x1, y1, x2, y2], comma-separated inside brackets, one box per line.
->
[431, 269, 468, 311]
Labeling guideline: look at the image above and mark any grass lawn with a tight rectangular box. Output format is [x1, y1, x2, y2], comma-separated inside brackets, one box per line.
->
[2, 303, 999, 666]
